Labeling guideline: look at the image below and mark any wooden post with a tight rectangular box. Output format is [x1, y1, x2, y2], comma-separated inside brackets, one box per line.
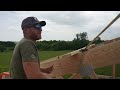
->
[112, 64, 116, 79]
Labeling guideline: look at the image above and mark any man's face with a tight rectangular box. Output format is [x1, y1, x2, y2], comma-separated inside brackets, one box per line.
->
[29, 26, 42, 40]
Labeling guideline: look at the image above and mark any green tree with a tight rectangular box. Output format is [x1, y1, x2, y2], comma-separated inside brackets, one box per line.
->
[94, 37, 104, 44]
[0, 44, 6, 52]
[76, 34, 79, 40]
[79, 32, 88, 40]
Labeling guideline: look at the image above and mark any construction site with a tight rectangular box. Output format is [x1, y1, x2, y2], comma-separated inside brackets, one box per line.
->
[0, 13, 120, 79]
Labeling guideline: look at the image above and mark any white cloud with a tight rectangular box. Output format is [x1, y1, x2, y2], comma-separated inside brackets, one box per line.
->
[0, 11, 120, 41]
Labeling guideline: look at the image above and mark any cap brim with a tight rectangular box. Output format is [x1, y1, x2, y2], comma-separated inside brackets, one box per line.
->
[39, 21, 46, 26]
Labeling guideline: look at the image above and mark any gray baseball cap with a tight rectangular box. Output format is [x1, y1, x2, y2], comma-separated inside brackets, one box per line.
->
[21, 17, 46, 30]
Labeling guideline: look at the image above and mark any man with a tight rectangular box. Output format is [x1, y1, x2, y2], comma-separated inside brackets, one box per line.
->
[10, 17, 53, 79]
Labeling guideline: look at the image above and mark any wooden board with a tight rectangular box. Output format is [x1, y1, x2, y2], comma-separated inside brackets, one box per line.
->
[84, 37, 120, 69]
[40, 37, 120, 77]
[40, 53, 82, 77]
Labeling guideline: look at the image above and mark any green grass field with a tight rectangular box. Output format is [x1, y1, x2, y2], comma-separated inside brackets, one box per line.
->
[0, 50, 72, 73]
[0, 50, 120, 78]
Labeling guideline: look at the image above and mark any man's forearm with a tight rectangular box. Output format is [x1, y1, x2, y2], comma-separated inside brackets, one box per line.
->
[27, 71, 52, 79]
[23, 62, 52, 79]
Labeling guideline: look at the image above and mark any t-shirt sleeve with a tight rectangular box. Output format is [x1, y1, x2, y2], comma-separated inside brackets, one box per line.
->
[20, 41, 38, 62]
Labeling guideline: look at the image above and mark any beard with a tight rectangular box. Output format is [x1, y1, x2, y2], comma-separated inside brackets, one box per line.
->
[31, 33, 41, 40]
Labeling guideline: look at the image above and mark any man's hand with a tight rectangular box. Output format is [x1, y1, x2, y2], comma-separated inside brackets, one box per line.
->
[45, 65, 54, 74]
[40, 65, 54, 74]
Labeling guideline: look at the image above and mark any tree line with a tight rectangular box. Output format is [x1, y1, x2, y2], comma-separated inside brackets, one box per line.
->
[0, 32, 104, 52]
[0, 41, 16, 52]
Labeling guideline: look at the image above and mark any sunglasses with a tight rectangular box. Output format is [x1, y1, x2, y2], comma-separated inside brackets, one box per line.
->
[33, 24, 42, 31]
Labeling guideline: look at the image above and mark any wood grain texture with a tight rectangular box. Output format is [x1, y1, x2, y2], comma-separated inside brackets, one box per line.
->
[40, 37, 120, 77]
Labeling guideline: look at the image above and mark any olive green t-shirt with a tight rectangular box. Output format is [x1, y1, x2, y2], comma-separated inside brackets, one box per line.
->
[10, 38, 40, 79]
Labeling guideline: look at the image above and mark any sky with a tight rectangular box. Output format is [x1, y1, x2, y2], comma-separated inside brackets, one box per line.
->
[0, 11, 120, 42]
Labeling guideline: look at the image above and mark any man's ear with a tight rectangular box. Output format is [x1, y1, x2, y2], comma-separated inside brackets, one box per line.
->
[23, 28, 30, 34]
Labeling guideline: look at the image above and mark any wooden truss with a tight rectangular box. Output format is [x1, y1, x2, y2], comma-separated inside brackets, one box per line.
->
[40, 37, 120, 79]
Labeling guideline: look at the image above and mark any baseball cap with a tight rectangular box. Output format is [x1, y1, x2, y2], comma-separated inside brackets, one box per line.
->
[21, 17, 46, 30]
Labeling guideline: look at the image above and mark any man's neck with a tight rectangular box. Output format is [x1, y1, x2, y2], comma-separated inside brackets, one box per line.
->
[24, 36, 36, 43]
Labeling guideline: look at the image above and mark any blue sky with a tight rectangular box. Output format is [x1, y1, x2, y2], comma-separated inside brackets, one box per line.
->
[0, 11, 120, 41]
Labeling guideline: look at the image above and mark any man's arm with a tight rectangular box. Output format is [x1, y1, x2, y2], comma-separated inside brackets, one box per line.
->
[23, 61, 52, 79]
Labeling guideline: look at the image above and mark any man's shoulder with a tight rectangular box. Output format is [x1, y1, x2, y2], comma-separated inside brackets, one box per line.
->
[14, 38, 35, 50]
